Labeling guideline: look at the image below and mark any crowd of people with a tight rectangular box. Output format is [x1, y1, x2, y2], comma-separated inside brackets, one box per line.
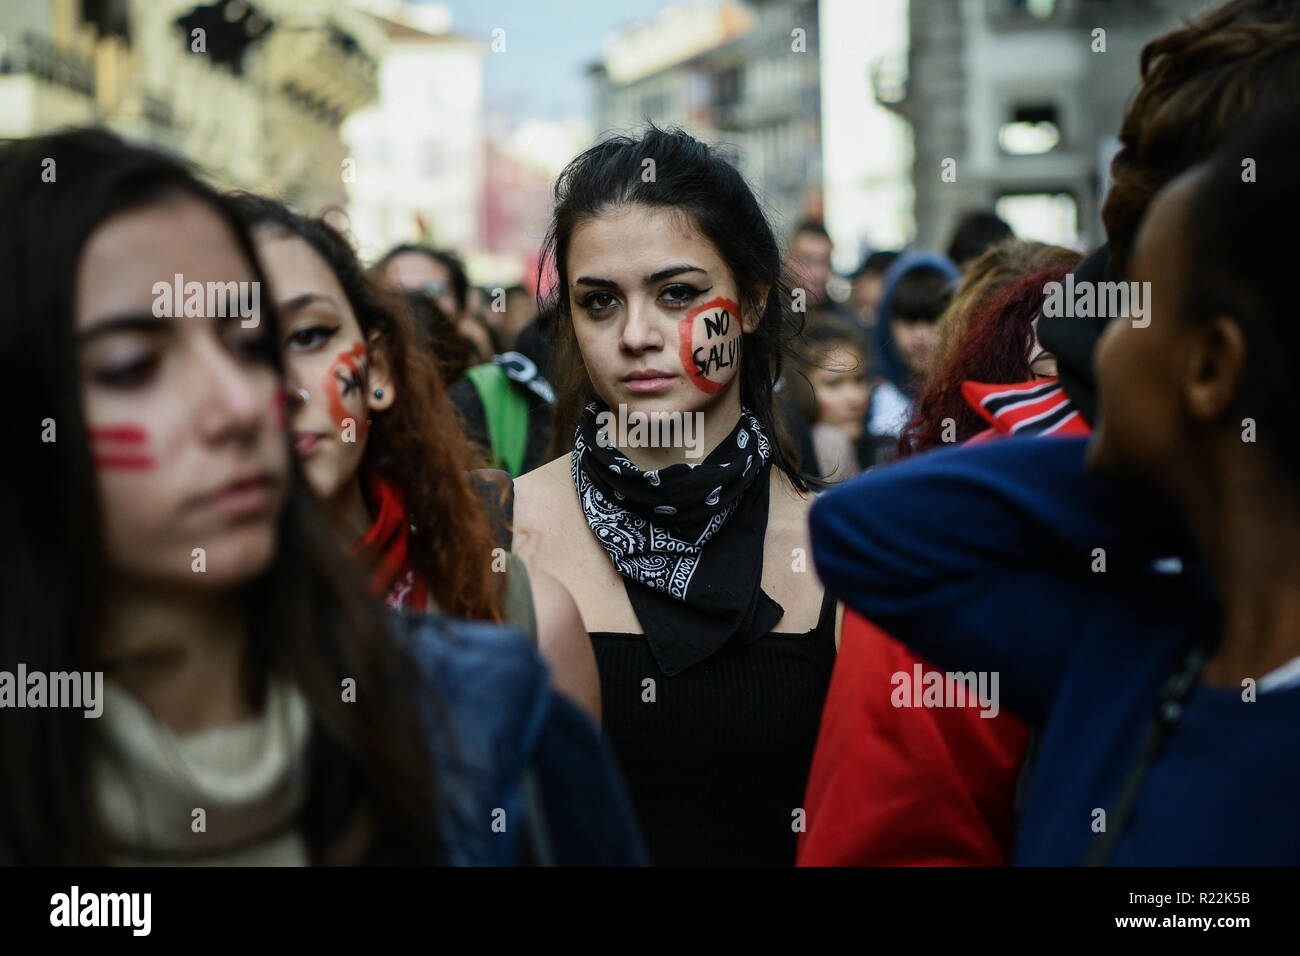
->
[2, 0, 1298, 866]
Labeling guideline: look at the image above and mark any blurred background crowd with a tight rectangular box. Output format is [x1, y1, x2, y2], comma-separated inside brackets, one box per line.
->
[0, 0, 1213, 484]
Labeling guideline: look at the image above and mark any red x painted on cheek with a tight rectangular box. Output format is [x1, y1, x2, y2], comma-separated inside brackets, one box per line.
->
[326, 343, 369, 436]
[88, 425, 154, 470]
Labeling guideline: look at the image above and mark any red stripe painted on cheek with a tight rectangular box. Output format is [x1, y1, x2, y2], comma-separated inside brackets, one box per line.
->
[91, 455, 155, 470]
[89, 424, 155, 470]
[88, 425, 148, 444]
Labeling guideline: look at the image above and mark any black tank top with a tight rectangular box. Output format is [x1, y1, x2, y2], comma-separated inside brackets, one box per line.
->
[589, 585, 838, 866]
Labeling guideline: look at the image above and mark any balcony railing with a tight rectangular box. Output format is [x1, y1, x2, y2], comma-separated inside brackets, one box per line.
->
[0, 33, 96, 97]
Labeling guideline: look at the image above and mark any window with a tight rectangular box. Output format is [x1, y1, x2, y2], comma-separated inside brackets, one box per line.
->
[999, 104, 1061, 155]
[995, 192, 1079, 246]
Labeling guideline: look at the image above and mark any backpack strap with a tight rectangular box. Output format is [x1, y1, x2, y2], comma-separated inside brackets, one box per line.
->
[502, 553, 539, 645]
[467, 468, 514, 553]
[464, 362, 530, 477]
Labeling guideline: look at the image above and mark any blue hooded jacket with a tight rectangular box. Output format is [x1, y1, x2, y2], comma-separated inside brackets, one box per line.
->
[392, 610, 647, 865]
[871, 250, 961, 389]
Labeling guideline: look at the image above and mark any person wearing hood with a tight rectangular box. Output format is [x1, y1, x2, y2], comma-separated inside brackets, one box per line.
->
[862, 251, 960, 463]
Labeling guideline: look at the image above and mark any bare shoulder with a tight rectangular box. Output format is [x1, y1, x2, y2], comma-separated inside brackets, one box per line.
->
[524, 562, 602, 725]
[513, 454, 573, 511]
[768, 467, 816, 533]
[763, 468, 825, 631]
[512, 455, 576, 555]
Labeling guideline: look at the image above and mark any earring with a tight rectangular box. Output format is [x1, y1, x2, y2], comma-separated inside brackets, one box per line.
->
[292, 387, 310, 405]
[373, 388, 384, 399]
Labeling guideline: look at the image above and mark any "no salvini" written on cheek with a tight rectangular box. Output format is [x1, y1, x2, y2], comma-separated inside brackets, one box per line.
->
[678, 297, 741, 394]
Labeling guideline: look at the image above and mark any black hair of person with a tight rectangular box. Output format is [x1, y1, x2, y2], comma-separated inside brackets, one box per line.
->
[399, 290, 477, 386]
[373, 243, 470, 315]
[791, 219, 832, 244]
[946, 210, 1014, 265]
[1181, 109, 1300, 479]
[853, 250, 898, 279]
[890, 266, 955, 323]
[0, 128, 440, 864]
[539, 124, 812, 492]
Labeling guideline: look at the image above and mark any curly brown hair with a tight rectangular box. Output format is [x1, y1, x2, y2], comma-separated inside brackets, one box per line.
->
[1102, 0, 1300, 270]
[901, 264, 1078, 455]
[231, 194, 507, 622]
[929, 239, 1081, 385]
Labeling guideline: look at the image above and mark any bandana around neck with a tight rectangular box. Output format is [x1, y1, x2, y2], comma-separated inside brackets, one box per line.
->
[571, 401, 785, 675]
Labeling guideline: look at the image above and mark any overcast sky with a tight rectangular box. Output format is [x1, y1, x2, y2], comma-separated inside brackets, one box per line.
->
[427, 0, 670, 124]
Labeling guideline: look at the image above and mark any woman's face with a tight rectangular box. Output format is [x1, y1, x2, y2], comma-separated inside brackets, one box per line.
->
[382, 251, 458, 319]
[808, 346, 870, 439]
[1027, 317, 1058, 378]
[254, 231, 394, 506]
[76, 197, 288, 589]
[566, 204, 758, 421]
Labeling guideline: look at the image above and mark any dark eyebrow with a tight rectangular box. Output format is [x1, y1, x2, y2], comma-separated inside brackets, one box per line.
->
[574, 265, 708, 290]
[78, 314, 171, 346]
[278, 292, 340, 317]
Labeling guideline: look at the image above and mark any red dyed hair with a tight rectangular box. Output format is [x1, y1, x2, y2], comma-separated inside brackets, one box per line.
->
[901, 267, 1071, 454]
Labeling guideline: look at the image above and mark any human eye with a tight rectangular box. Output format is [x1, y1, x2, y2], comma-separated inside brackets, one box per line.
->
[578, 291, 619, 317]
[659, 283, 706, 308]
[91, 350, 160, 389]
[283, 324, 337, 351]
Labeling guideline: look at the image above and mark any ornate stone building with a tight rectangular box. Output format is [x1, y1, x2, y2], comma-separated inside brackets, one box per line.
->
[0, 0, 383, 213]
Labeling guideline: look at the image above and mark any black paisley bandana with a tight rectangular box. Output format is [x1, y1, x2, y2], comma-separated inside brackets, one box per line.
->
[572, 401, 785, 676]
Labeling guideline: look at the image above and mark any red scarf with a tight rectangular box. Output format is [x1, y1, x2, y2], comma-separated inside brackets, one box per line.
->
[961, 377, 1091, 441]
[349, 474, 429, 611]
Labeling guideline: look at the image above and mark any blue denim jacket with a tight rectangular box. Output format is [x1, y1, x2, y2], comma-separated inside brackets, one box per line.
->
[391, 610, 647, 866]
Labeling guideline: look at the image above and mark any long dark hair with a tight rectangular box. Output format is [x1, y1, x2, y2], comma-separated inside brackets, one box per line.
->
[0, 128, 440, 864]
[539, 125, 811, 491]
[230, 193, 507, 622]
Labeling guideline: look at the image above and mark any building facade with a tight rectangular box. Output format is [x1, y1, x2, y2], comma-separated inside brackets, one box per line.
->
[341, 1, 486, 262]
[888, 0, 1208, 250]
[589, 0, 824, 241]
[0, 0, 384, 214]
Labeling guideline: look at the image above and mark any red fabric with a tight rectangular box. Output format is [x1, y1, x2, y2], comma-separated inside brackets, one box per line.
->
[961, 377, 1091, 438]
[349, 473, 429, 611]
[797, 609, 1030, 866]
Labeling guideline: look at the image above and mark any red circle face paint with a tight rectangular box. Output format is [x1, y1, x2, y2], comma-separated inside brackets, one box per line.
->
[678, 296, 742, 395]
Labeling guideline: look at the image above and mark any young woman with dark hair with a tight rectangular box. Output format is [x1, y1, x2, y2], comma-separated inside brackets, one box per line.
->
[230, 194, 600, 722]
[513, 126, 840, 865]
[0, 128, 640, 865]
